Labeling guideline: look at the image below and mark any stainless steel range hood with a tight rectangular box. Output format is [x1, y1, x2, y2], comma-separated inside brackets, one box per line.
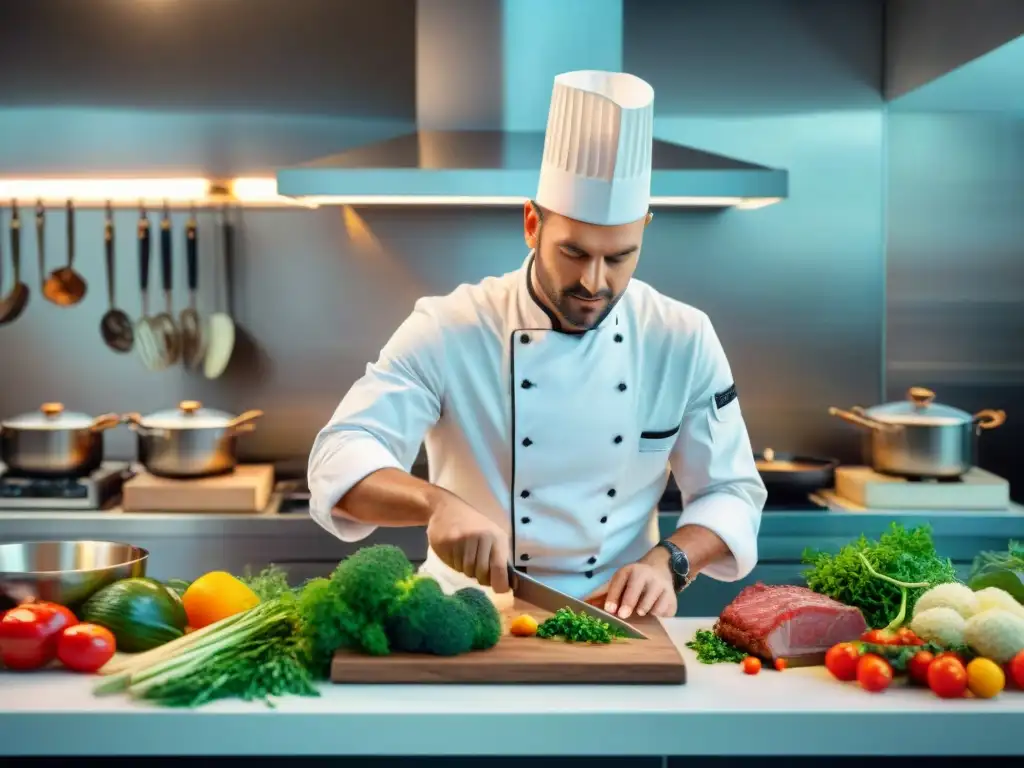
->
[275, 0, 788, 210]
[276, 129, 788, 209]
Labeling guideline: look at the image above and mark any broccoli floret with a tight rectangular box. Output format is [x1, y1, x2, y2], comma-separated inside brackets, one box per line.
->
[385, 576, 475, 656]
[329, 544, 415, 617]
[454, 587, 503, 650]
[386, 577, 446, 653]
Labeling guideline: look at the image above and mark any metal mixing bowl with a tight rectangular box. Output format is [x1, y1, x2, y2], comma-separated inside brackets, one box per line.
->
[0, 540, 148, 613]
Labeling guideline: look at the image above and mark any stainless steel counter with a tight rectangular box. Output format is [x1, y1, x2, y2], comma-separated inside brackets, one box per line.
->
[3, 500, 1022, 617]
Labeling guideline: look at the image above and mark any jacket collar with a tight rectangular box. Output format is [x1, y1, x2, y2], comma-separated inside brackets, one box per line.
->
[516, 251, 621, 335]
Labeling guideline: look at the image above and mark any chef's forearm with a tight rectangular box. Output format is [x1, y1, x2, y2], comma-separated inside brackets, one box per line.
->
[334, 468, 444, 527]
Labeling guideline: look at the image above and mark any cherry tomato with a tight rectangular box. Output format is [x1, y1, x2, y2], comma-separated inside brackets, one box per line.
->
[825, 642, 861, 681]
[908, 650, 935, 685]
[0, 603, 71, 670]
[927, 656, 968, 699]
[861, 629, 897, 645]
[56, 624, 116, 673]
[742, 656, 762, 675]
[1009, 650, 1024, 690]
[774, 658, 787, 671]
[896, 627, 923, 646]
[857, 653, 893, 692]
[934, 650, 965, 666]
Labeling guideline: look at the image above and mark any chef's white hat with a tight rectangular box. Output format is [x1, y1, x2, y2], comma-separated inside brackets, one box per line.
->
[535, 70, 655, 227]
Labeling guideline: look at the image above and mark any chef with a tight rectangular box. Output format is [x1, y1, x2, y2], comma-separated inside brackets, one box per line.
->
[308, 70, 767, 620]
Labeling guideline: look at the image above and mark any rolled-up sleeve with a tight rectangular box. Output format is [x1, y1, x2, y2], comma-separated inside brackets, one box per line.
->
[669, 313, 766, 581]
[307, 300, 445, 542]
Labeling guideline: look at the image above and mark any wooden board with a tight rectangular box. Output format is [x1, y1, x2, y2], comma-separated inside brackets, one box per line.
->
[122, 464, 275, 512]
[834, 465, 1010, 510]
[330, 598, 686, 685]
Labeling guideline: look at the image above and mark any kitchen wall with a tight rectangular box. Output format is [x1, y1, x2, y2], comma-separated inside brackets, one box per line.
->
[885, 114, 1024, 490]
[0, 0, 888, 473]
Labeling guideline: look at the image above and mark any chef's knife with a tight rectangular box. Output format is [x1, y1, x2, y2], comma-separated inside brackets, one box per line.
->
[507, 565, 648, 640]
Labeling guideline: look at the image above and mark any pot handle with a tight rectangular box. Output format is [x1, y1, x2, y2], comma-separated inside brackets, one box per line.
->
[973, 409, 1006, 430]
[90, 413, 122, 432]
[225, 409, 264, 434]
[828, 406, 899, 432]
[120, 412, 152, 436]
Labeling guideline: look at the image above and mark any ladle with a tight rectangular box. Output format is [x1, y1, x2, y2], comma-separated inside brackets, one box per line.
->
[179, 204, 206, 368]
[99, 201, 134, 353]
[0, 200, 30, 325]
[42, 199, 87, 307]
[151, 201, 180, 366]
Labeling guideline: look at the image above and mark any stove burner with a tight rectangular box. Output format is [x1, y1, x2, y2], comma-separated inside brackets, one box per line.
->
[0, 474, 90, 499]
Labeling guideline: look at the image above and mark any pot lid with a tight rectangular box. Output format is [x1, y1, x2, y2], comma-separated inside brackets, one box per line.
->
[1, 402, 95, 430]
[141, 400, 236, 429]
[864, 387, 971, 426]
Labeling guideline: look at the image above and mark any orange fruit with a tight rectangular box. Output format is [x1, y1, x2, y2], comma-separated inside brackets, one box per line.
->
[181, 571, 260, 629]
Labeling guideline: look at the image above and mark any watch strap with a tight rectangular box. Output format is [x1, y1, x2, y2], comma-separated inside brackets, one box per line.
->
[658, 539, 691, 593]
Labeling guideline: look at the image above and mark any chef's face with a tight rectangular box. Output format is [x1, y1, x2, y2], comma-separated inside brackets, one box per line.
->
[523, 202, 649, 330]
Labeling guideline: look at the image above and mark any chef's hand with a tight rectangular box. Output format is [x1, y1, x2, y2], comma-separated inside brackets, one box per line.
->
[426, 493, 511, 593]
[586, 554, 677, 619]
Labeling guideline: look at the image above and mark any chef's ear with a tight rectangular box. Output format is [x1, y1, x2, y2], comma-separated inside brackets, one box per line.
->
[524, 200, 543, 248]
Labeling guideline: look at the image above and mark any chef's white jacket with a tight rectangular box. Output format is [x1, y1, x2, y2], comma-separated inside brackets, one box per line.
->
[308, 252, 767, 600]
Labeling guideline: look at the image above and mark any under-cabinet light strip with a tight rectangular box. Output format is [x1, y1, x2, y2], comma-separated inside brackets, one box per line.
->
[0, 178, 782, 211]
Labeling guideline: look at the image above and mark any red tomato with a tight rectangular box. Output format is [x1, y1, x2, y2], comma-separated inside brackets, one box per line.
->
[0, 603, 70, 670]
[934, 650, 965, 666]
[825, 642, 861, 681]
[774, 658, 788, 671]
[56, 624, 116, 673]
[908, 650, 935, 685]
[927, 656, 968, 699]
[896, 627, 923, 646]
[857, 653, 893, 692]
[742, 656, 762, 675]
[1008, 650, 1024, 690]
[861, 629, 897, 645]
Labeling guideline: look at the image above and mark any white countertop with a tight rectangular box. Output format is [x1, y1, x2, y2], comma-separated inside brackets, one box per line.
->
[0, 618, 1021, 757]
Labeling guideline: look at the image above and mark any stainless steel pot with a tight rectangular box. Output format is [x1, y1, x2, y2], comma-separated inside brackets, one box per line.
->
[0, 402, 121, 477]
[123, 400, 263, 478]
[828, 387, 1006, 478]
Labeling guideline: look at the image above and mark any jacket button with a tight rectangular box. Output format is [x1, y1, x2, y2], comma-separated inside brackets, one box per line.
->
[520, 489, 530, 498]
[520, 333, 530, 344]
[521, 379, 533, 389]
[585, 570, 594, 578]
[522, 437, 533, 447]
[521, 516, 531, 524]
[607, 488, 616, 498]
[520, 553, 530, 562]
[613, 435, 623, 444]
[588, 556, 597, 565]
[617, 382, 627, 392]
[600, 516, 608, 524]
[614, 333, 623, 343]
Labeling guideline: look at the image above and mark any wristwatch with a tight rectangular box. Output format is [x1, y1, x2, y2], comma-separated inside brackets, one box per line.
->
[657, 539, 692, 593]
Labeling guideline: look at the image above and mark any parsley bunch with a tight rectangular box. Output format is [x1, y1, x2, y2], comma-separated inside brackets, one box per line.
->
[685, 629, 747, 664]
[802, 523, 958, 629]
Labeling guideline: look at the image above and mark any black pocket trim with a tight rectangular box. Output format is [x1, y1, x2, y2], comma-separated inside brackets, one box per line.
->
[640, 424, 681, 440]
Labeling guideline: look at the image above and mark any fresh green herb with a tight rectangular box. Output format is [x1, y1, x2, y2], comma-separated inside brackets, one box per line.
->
[95, 594, 319, 708]
[685, 629, 748, 664]
[802, 523, 958, 629]
[858, 641, 975, 672]
[967, 540, 1024, 602]
[854, 551, 931, 631]
[241, 564, 295, 602]
[535, 607, 628, 643]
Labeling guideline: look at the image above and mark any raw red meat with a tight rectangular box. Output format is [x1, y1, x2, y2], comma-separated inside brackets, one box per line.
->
[714, 582, 867, 662]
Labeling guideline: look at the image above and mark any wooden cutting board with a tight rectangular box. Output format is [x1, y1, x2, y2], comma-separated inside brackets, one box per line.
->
[122, 464, 275, 512]
[330, 597, 686, 684]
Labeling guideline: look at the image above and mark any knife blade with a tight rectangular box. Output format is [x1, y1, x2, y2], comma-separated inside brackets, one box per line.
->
[507, 565, 648, 640]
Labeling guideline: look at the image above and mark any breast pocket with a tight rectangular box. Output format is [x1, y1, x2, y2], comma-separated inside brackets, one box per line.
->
[638, 424, 680, 453]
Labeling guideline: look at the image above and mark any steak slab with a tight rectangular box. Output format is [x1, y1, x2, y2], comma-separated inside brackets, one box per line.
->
[714, 583, 867, 662]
